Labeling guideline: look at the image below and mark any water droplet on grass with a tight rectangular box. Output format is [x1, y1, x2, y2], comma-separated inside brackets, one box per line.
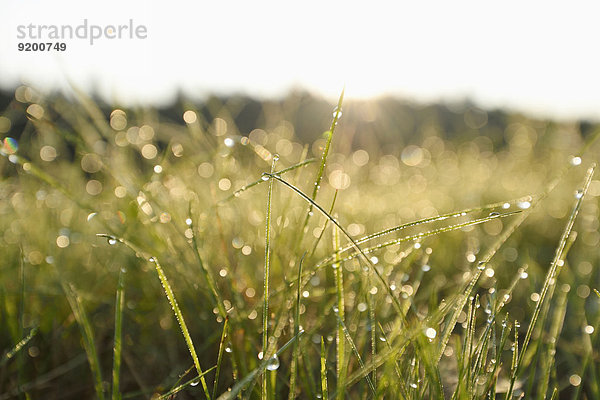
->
[191, 380, 199, 387]
[87, 212, 97, 222]
[108, 238, 117, 245]
[575, 189, 583, 199]
[425, 327, 437, 339]
[261, 174, 269, 181]
[332, 107, 343, 119]
[570, 156, 582, 166]
[477, 261, 486, 270]
[422, 264, 431, 272]
[266, 355, 280, 370]
[185, 218, 192, 226]
[272, 154, 280, 161]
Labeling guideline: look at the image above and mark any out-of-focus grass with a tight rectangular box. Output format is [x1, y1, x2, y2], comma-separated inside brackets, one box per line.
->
[0, 86, 599, 399]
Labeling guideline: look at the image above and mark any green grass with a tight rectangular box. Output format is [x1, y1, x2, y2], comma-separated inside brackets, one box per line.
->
[0, 86, 600, 399]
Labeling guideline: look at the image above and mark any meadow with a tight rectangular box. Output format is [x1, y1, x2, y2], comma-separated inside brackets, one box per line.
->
[0, 87, 599, 399]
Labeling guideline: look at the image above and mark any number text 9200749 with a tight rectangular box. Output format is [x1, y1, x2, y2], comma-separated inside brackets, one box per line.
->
[18, 42, 67, 51]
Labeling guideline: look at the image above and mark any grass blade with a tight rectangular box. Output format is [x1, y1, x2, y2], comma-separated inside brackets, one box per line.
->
[288, 253, 306, 400]
[333, 224, 346, 400]
[262, 156, 277, 400]
[320, 337, 328, 400]
[334, 311, 376, 396]
[61, 282, 105, 400]
[157, 366, 217, 400]
[507, 164, 595, 397]
[216, 330, 304, 400]
[300, 89, 344, 238]
[112, 267, 126, 400]
[152, 257, 212, 399]
[188, 208, 228, 319]
[97, 235, 211, 399]
[264, 173, 406, 322]
[0, 327, 38, 367]
[220, 158, 315, 203]
[212, 318, 230, 400]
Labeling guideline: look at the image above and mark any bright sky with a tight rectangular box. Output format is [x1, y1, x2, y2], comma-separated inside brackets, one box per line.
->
[2, 0, 600, 120]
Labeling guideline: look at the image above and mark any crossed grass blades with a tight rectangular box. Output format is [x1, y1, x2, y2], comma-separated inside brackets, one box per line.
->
[0, 87, 599, 399]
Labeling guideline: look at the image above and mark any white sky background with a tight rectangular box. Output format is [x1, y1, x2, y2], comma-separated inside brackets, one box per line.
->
[1, 0, 600, 120]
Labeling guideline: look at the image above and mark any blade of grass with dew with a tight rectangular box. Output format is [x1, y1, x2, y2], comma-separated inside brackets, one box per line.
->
[414, 331, 444, 400]
[457, 295, 477, 399]
[536, 287, 568, 400]
[97, 235, 211, 400]
[0, 327, 38, 367]
[288, 253, 306, 400]
[212, 317, 229, 400]
[266, 210, 519, 306]
[300, 345, 317, 399]
[483, 316, 511, 396]
[150, 256, 212, 400]
[264, 173, 406, 322]
[262, 156, 277, 400]
[310, 190, 338, 257]
[317, 211, 521, 269]
[61, 282, 105, 400]
[157, 366, 217, 400]
[187, 206, 227, 318]
[471, 265, 529, 388]
[220, 158, 315, 203]
[299, 89, 344, 241]
[112, 266, 126, 400]
[334, 311, 376, 396]
[367, 290, 377, 392]
[347, 196, 535, 249]
[506, 321, 520, 400]
[376, 322, 409, 399]
[571, 313, 600, 400]
[332, 223, 347, 400]
[506, 164, 595, 399]
[216, 330, 304, 400]
[320, 337, 328, 400]
[527, 231, 578, 398]
[324, 239, 527, 392]
[17, 250, 25, 394]
[435, 209, 530, 365]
